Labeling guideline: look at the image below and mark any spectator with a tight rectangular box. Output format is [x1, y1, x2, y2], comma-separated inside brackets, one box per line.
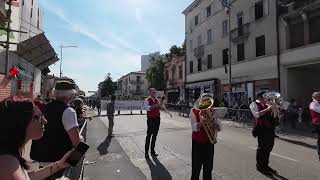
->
[107, 95, 116, 138]
[72, 98, 85, 128]
[96, 98, 101, 115]
[30, 81, 81, 180]
[0, 97, 71, 180]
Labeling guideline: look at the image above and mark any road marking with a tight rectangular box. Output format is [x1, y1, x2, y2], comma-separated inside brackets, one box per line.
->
[249, 146, 299, 162]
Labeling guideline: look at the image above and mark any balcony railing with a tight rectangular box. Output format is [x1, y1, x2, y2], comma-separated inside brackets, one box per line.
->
[279, 0, 319, 15]
[194, 45, 204, 58]
[129, 80, 144, 84]
[230, 23, 250, 43]
[130, 89, 144, 94]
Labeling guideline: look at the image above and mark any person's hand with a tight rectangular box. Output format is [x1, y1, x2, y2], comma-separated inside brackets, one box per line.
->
[57, 150, 72, 169]
[266, 103, 274, 111]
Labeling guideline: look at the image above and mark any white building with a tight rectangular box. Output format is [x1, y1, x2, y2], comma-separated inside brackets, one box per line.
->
[117, 71, 149, 99]
[141, 52, 161, 72]
[0, 0, 58, 100]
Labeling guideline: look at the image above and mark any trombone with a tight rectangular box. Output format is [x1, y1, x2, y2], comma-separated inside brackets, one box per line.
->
[158, 96, 173, 118]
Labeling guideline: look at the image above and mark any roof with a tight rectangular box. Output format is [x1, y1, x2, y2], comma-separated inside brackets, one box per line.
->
[16, 33, 59, 70]
[182, 0, 202, 15]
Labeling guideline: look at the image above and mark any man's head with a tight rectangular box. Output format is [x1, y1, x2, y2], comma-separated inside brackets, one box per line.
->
[111, 95, 116, 101]
[312, 92, 320, 101]
[149, 88, 157, 98]
[52, 81, 77, 104]
[257, 91, 268, 104]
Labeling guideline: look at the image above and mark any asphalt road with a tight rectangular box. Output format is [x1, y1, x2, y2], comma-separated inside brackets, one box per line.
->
[84, 110, 320, 180]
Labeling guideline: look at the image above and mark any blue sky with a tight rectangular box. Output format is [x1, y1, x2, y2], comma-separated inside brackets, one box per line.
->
[40, 0, 193, 93]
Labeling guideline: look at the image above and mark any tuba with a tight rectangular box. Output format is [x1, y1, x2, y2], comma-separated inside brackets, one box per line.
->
[193, 96, 217, 144]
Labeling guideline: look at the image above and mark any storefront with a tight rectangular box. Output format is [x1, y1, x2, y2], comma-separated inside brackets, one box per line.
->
[185, 79, 220, 105]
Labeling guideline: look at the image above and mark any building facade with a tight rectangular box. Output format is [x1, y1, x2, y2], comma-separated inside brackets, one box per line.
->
[0, 0, 58, 101]
[141, 52, 161, 72]
[183, 0, 279, 105]
[164, 55, 185, 103]
[278, 0, 320, 104]
[117, 71, 148, 99]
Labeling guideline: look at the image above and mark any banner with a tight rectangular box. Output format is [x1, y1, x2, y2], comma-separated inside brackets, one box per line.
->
[101, 100, 145, 111]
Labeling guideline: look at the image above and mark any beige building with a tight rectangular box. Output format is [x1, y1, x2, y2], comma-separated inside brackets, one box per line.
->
[117, 71, 148, 98]
[278, 0, 320, 103]
[164, 55, 185, 103]
[183, 0, 279, 105]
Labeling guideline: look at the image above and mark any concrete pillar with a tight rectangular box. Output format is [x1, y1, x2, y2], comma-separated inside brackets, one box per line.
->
[301, 12, 309, 45]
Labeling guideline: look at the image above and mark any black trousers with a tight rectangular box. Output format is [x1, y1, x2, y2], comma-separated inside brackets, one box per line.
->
[256, 129, 275, 169]
[315, 125, 320, 156]
[191, 140, 214, 180]
[145, 117, 160, 153]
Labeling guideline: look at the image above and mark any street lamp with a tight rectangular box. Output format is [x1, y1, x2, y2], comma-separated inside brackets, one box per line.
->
[59, 44, 78, 78]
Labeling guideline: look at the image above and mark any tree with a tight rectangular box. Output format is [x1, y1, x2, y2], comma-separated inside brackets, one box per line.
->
[145, 58, 166, 91]
[99, 73, 116, 98]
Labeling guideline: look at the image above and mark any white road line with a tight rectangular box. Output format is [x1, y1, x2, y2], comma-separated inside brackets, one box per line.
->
[249, 146, 299, 162]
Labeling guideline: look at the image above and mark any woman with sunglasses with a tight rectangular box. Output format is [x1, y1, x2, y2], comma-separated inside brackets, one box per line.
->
[0, 97, 71, 180]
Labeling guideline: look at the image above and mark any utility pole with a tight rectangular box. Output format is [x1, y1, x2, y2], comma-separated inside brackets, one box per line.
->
[59, 44, 78, 77]
[4, 0, 12, 76]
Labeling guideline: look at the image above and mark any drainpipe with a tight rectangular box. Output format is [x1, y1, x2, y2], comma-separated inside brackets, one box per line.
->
[276, 0, 281, 93]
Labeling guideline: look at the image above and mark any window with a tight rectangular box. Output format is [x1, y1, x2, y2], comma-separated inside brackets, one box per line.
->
[206, 5, 212, 17]
[190, 61, 194, 73]
[195, 15, 199, 26]
[165, 70, 169, 80]
[222, 20, 228, 37]
[207, 29, 212, 44]
[172, 66, 176, 80]
[137, 86, 141, 92]
[22, 0, 24, 6]
[237, 43, 245, 61]
[256, 35, 265, 57]
[30, 8, 33, 18]
[255, 1, 264, 21]
[197, 35, 202, 46]
[237, 12, 244, 36]
[207, 54, 213, 69]
[198, 58, 202, 72]
[179, 66, 183, 79]
[222, 48, 229, 65]
[32, 0, 34, 5]
[137, 76, 141, 82]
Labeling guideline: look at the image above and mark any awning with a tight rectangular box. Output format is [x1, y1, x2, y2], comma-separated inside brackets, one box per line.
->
[16, 33, 59, 70]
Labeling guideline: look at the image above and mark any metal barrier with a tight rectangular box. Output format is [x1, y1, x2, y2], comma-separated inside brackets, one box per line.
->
[222, 108, 255, 127]
[61, 119, 88, 180]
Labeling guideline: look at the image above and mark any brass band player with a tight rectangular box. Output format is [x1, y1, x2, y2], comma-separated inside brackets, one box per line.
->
[250, 91, 278, 175]
[189, 93, 221, 180]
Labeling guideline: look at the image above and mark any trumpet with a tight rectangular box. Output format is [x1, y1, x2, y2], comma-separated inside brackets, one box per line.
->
[263, 91, 285, 119]
[193, 96, 217, 144]
[157, 96, 173, 118]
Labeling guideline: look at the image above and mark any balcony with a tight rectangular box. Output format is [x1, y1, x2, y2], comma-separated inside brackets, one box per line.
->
[279, 0, 320, 16]
[129, 80, 144, 85]
[130, 89, 144, 94]
[230, 23, 250, 43]
[194, 45, 204, 58]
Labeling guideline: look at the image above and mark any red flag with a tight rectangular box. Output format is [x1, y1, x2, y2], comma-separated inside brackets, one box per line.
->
[6, 0, 20, 7]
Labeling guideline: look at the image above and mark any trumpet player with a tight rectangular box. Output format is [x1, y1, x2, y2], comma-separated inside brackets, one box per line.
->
[250, 91, 278, 175]
[309, 92, 320, 161]
[190, 93, 221, 180]
[144, 88, 164, 158]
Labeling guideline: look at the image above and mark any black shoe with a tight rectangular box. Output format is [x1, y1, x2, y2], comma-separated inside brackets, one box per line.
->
[145, 153, 149, 159]
[151, 152, 158, 157]
[257, 166, 272, 176]
[266, 166, 278, 174]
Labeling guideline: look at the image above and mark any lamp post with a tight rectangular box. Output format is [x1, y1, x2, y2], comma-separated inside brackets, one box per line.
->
[59, 44, 78, 77]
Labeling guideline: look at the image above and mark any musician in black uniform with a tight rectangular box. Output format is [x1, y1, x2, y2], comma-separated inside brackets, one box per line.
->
[250, 91, 278, 175]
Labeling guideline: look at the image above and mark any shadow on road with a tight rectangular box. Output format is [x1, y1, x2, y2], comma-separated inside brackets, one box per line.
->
[97, 137, 111, 155]
[146, 157, 172, 180]
[277, 137, 317, 150]
[265, 173, 289, 180]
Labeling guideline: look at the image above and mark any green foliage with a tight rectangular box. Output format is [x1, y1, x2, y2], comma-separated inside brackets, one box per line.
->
[99, 73, 116, 98]
[145, 58, 166, 91]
